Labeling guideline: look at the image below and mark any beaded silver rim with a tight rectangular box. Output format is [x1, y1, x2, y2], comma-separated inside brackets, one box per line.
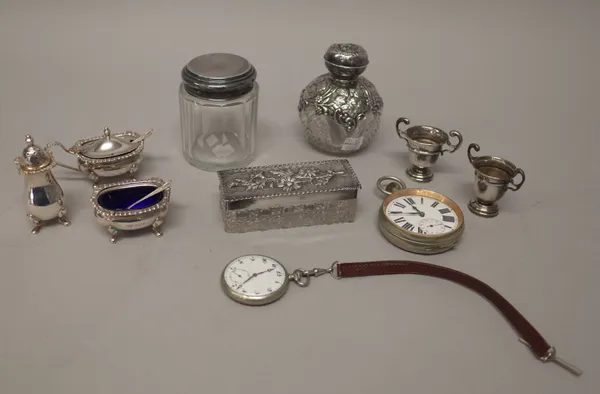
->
[73, 131, 144, 165]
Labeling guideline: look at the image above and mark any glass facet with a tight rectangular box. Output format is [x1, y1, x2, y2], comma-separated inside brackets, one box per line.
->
[179, 82, 258, 171]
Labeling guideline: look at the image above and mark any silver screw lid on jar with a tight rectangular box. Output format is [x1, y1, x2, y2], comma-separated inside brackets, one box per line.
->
[181, 53, 257, 99]
[323, 43, 369, 80]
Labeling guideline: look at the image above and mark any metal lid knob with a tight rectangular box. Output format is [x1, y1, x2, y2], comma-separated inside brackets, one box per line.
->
[14, 134, 56, 174]
[22, 135, 52, 166]
[80, 127, 140, 159]
[323, 43, 369, 80]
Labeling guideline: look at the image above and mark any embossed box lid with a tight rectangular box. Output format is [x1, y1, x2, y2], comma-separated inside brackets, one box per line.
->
[218, 159, 361, 204]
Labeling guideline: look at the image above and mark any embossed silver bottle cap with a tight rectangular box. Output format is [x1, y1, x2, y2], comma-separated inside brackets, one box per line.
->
[323, 43, 369, 80]
[81, 127, 139, 159]
[181, 53, 257, 99]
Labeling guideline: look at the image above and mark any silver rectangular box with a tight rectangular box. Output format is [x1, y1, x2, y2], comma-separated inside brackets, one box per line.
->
[217, 159, 361, 233]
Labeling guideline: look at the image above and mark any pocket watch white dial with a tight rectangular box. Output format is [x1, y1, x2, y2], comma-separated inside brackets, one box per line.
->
[221, 254, 290, 306]
[384, 195, 460, 235]
[377, 176, 465, 255]
[417, 218, 448, 235]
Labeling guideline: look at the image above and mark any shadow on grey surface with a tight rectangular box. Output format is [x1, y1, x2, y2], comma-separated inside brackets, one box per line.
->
[383, 150, 410, 174]
[431, 161, 463, 175]
[160, 201, 187, 229]
[255, 119, 278, 160]
[459, 181, 474, 201]
[136, 153, 172, 175]
[50, 169, 90, 181]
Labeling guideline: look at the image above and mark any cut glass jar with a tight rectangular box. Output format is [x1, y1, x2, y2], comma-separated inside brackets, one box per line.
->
[179, 53, 259, 171]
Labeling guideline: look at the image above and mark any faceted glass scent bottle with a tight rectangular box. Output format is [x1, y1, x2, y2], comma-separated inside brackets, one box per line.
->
[179, 53, 259, 171]
[298, 43, 384, 155]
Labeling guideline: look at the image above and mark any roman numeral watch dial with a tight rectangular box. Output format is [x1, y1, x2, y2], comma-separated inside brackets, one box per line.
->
[377, 176, 465, 255]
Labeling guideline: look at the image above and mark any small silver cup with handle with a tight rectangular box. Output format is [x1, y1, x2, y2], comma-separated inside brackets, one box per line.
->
[467, 143, 525, 218]
[396, 117, 463, 182]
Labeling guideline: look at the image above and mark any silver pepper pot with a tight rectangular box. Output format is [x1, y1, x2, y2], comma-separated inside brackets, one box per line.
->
[13, 135, 70, 234]
[298, 43, 384, 154]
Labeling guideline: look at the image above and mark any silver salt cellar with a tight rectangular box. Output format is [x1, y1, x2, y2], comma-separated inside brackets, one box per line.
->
[90, 177, 171, 243]
[217, 159, 361, 233]
[14, 135, 70, 234]
[298, 43, 384, 154]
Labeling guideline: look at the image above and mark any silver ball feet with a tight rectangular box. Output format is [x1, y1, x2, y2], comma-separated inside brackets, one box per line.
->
[58, 217, 71, 226]
[27, 214, 42, 234]
[58, 207, 70, 226]
[152, 218, 163, 237]
[108, 226, 119, 243]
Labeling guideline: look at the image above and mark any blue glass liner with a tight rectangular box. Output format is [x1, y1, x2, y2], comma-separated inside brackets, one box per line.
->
[98, 185, 164, 211]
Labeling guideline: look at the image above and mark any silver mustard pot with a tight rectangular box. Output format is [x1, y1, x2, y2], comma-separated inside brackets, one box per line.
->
[47, 127, 153, 181]
[14, 135, 70, 234]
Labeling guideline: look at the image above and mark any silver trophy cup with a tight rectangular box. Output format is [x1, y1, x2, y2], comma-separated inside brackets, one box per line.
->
[396, 117, 463, 182]
[467, 143, 525, 218]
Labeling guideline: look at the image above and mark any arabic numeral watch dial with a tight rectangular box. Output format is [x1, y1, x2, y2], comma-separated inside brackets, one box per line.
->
[376, 176, 465, 255]
[221, 254, 291, 306]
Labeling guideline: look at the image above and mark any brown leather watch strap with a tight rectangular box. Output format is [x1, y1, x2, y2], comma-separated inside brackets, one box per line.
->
[337, 260, 551, 359]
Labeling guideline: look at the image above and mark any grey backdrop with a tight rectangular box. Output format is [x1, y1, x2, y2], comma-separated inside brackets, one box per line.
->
[0, 1, 598, 393]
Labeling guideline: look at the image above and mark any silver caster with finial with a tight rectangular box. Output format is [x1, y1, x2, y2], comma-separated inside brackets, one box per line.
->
[14, 135, 72, 234]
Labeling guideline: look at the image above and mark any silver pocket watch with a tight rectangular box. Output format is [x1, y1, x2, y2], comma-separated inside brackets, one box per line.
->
[221, 254, 335, 306]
